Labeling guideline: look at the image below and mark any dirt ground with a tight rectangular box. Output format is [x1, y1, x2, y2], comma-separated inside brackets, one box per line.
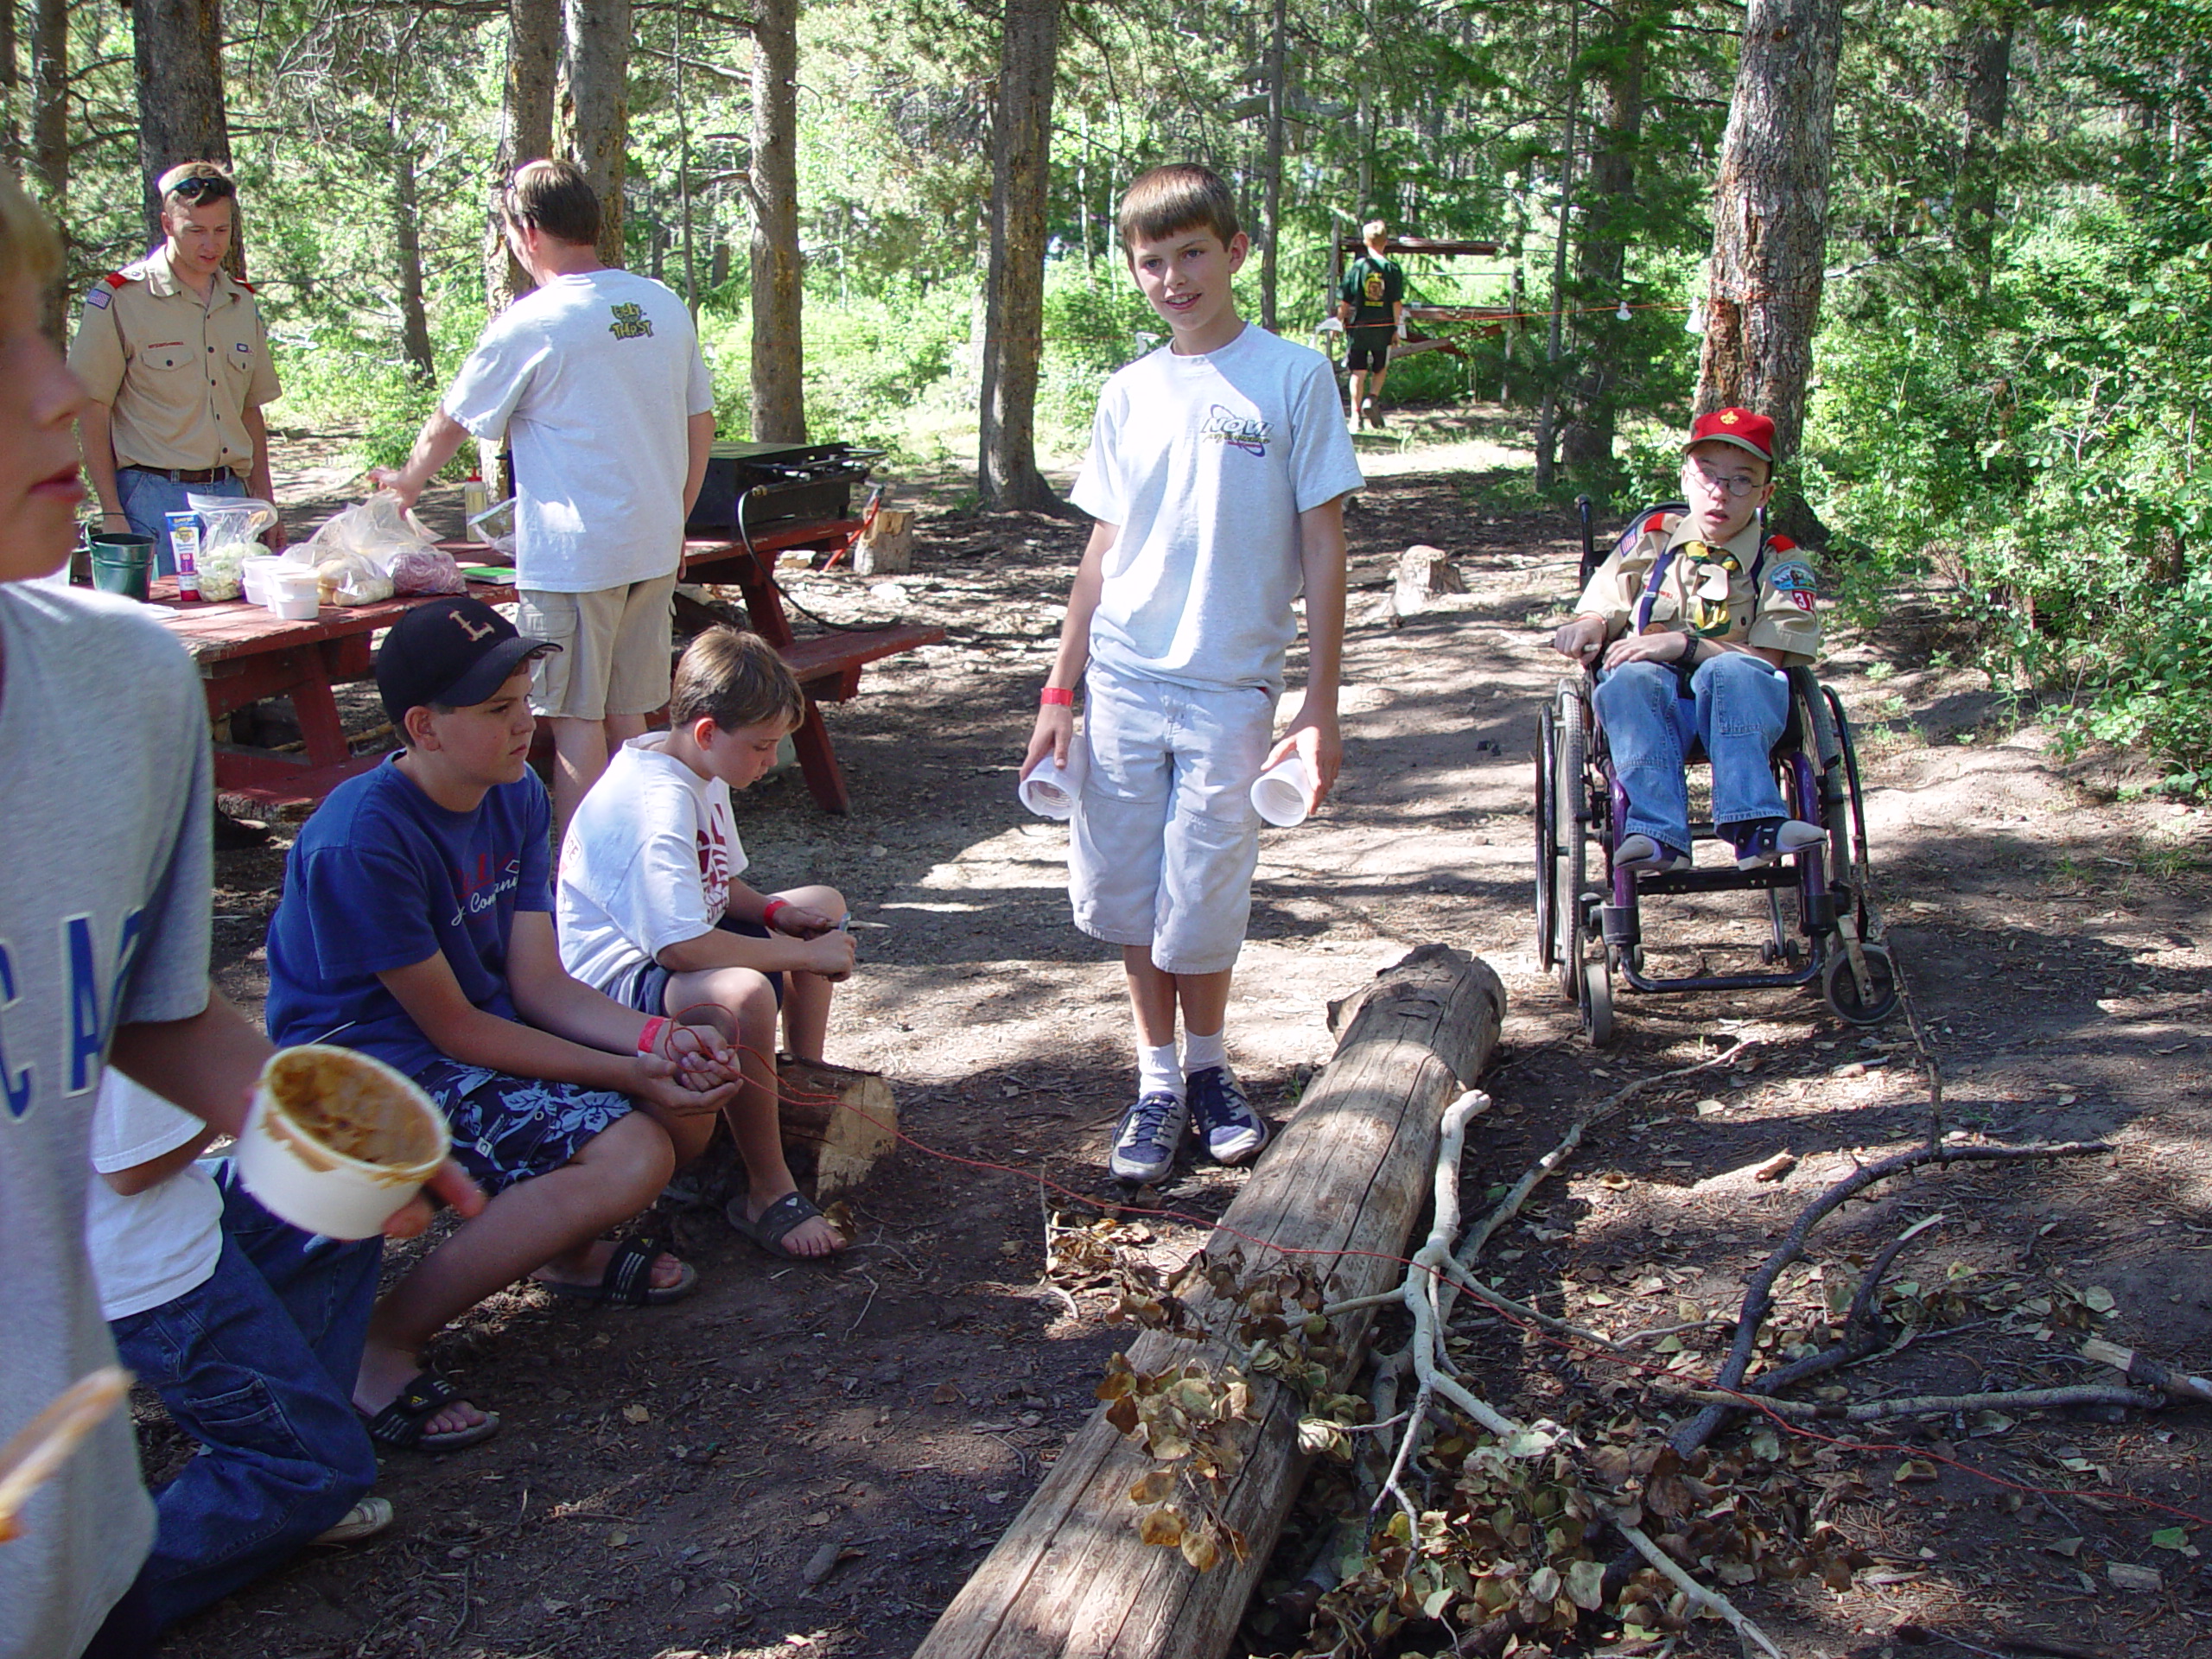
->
[152, 418, 2210, 1659]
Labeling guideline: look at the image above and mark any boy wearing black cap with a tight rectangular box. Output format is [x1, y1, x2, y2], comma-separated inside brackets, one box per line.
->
[265, 597, 742, 1452]
[1551, 408, 1824, 874]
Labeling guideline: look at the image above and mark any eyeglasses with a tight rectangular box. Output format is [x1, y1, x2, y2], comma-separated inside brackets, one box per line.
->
[1685, 460, 1764, 499]
[167, 174, 236, 205]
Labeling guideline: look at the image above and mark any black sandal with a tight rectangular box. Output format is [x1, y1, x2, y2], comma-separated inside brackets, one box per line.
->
[535, 1233, 699, 1306]
[1726, 817, 1824, 870]
[361, 1369, 499, 1453]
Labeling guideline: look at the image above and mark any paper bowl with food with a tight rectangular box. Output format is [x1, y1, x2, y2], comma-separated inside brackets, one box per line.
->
[236, 1046, 449, 1238]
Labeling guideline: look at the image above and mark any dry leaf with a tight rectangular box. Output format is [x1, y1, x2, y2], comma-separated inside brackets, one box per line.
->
[1128, 1471, 1174, 1504]
[622, 1404, 651, 1425]
[1137, 1506, 1185, 1547]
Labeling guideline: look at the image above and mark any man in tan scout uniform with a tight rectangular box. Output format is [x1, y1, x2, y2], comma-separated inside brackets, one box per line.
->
[69, 161, 284, 575]
[1552, 407, 1823, 874]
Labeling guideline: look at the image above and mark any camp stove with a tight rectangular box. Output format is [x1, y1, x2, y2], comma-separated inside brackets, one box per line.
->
[685, 440, 878, 539]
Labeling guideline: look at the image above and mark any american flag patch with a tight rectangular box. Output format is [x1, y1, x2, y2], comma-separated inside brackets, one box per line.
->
[84, 288, 111, 309]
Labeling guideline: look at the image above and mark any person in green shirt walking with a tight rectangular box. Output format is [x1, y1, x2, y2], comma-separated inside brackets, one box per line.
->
[1336, 219, 1404, 429]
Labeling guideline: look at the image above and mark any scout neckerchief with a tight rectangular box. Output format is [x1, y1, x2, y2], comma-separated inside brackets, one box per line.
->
[1633, 530, 1770, 639]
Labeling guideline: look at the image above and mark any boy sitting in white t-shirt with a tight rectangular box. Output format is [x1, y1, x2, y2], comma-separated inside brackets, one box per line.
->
[86, 1074, 391, 1634]
[557, 626, 856, 1260]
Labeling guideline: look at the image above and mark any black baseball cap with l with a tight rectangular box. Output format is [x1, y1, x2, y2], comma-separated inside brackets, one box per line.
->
[376, 596, 558, 727]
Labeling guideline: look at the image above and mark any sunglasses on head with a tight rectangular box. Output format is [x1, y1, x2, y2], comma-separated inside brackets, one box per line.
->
[167, 174, 236, 204]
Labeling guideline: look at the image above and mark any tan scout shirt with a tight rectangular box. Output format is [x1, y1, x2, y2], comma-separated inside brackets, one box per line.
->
[66, 246, 281, 474]
[1572, 509, 1821, 666]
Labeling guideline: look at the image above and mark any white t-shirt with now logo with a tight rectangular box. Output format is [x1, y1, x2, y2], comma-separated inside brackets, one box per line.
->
[556, 734, 749, 995]
[1071, 322, 1364, 694]
[442, 268, 715, 594]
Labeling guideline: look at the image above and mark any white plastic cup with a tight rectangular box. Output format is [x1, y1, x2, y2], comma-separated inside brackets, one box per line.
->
[234, 1046, 450, 1239]
[1019, 740, 1089, 820]
[1250, 754, 1314, 828]
[265, 566, 320, 621]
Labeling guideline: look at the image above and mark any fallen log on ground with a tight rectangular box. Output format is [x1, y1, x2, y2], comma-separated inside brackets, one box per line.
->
[912, 943, 1505, 1659]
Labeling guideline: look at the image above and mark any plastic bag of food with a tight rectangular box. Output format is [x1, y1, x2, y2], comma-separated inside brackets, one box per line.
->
[300, 493, 436, 574]
[185, 493, 281, 551]
[315, 551, 394, 607]
[194, 537, 270, 602]
[388, 546, 466, 595]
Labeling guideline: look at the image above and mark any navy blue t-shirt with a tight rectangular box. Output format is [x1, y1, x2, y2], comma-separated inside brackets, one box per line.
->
[264, 754, 553, 1077]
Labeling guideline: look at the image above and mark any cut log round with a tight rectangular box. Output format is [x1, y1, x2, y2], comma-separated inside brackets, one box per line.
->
[913, 944, 1505, 1659]
[778, 1057, 895, 1201]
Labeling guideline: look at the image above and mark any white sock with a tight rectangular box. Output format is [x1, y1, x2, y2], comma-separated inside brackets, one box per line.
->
[1137, 1042, 1184, 1099]
[1182, 1030, 1229, 1076]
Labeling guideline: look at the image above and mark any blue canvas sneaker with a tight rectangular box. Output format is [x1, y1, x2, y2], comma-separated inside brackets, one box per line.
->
[1186, 1067, 1269, 1166]
[1109, 1091, 1189, 1184]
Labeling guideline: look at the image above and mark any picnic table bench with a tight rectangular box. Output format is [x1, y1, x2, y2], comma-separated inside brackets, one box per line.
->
[146, 516, 941, 817]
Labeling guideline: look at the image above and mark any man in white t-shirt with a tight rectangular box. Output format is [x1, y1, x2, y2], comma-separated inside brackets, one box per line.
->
[86, 1076, 390, 1635]
[375, 159, 717, 834]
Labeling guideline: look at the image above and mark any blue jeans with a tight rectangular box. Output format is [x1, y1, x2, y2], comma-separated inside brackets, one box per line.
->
[106, 1165, 381, 1632]
[1592, 652, 1792, 854]
[115, 468, 245, 578]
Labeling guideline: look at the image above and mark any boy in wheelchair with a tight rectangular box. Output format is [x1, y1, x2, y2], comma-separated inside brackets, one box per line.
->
[1550, 408, 1822, 875]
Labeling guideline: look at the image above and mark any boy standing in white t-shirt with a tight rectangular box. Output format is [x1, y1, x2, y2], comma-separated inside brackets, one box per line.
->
[86, 1076, 390, 1634]
[558, 626, 856, 1259]
[1020, 164, 1363, 1185]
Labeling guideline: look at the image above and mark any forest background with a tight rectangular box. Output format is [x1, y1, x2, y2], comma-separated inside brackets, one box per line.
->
[1, 0, 2208, 785]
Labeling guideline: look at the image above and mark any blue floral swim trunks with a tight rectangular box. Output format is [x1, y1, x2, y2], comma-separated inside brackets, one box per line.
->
[412, 1060, 633, 1195]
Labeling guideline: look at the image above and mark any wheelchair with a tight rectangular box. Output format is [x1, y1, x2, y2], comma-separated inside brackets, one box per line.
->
[1533, 498, 1898, 1046]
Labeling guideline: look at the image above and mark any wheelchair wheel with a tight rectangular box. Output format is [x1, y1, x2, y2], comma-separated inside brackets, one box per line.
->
[1535, 703, 1558, 971]
[1583, 957, 1614, 1047]
[1822, 943, 1899, 1025]
[1553, 685, 1589, 1003]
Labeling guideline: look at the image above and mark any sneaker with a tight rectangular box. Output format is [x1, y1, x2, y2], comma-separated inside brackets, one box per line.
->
[1186, 1067, 1270, 1166]
[1615, 833, 1692, 874]
[1109, 1091, 1189, 1184]
[1726, 817, 1825, 869]
[311, 1496, 393, 1546]
[1370, 405, 1389, 429]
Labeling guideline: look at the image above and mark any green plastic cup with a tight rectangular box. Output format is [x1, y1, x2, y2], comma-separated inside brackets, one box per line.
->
[88, 533, 155, 601]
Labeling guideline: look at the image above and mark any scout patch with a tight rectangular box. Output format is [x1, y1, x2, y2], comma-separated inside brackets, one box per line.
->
[84, 287, 111, 310]
[1786, 591, 1815, 613]
[1769, 560, 1817, 593]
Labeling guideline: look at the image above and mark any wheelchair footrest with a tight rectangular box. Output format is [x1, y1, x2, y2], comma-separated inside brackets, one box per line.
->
[1633, 864, 1802, 896]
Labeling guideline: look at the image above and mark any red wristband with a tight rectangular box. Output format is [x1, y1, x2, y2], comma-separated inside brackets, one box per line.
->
[1039, 686, 1074, 706]
[762, 898, 791, 928]
[635, 1016, 668, 1057]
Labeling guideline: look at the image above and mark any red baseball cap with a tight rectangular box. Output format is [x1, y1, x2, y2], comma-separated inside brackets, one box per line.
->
[1686, 407, 1776, 465]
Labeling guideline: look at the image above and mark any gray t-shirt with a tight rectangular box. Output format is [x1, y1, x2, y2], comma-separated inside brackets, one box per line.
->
[1070, 323, 1363, 693]
[0, 583, 212, 1659]
[442, 268, 715, 594]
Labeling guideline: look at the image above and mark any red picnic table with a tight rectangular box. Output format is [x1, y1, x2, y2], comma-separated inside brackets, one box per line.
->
[147, 518, 942, 816]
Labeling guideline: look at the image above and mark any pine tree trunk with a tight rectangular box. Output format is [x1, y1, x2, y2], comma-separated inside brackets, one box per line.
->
[129, 0, 232, 257]
[1259, 0, 1285, 332]
[485, 0, 559, 317]
[1531, 0, 1580, 492]
[393, 147, 436, 384]
[1695, 0, 1842, 479]
[1955, 8, 2012, 289]
[1560, 0, 1655, 486]
[2, 0, 20, 169]
[28, 0, 65, 339]
[563, 0, 629, 268]
[748, 0, 805, 442]
[977, 0, 1063, 512]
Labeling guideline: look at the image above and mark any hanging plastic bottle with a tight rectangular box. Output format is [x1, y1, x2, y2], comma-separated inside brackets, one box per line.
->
[1616, 300, 1632, 322]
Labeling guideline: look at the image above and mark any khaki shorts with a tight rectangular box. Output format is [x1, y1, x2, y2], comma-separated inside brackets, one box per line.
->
[516, 575, 678, 721]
